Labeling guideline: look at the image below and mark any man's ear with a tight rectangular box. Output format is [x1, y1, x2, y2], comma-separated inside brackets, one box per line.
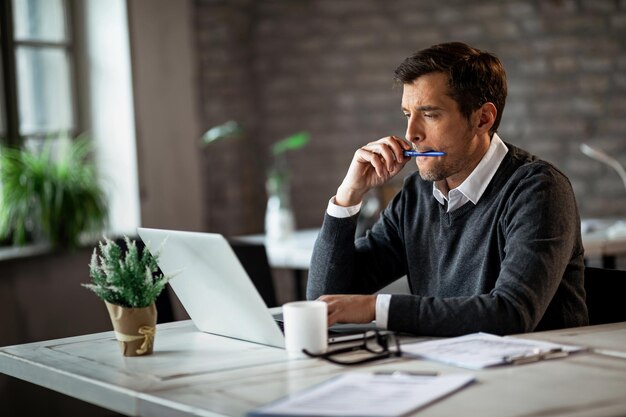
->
[476, 102, 497, 134]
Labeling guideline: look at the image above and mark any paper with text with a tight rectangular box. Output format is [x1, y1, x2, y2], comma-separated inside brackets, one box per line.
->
[248, 373, 475, 417]
[402, 332, 583, 369]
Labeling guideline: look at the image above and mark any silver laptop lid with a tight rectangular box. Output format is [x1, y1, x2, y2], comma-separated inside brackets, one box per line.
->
[137, 227, 285, 348]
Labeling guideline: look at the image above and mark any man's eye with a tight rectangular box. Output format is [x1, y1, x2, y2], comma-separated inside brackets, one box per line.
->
[424, 113, 437, 119]
[403, 113, 410, 119]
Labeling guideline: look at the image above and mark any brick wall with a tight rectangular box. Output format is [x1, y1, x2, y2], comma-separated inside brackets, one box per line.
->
[195, 0, 626, 235]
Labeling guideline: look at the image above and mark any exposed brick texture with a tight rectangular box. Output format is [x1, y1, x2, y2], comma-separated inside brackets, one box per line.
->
[195, 0, 626, 236]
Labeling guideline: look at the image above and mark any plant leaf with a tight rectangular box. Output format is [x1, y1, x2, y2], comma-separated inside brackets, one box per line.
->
[0, 133, 107, 248]
[83, 235, 176, 308]
[271, 132, 310, 155]
[200, 121, 243, 146]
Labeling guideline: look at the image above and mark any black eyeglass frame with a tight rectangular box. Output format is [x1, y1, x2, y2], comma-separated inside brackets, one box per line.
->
[302, 330, 402, 366]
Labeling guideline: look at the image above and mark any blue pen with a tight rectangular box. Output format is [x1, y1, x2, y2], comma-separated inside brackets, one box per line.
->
[403, 150, 445, 157]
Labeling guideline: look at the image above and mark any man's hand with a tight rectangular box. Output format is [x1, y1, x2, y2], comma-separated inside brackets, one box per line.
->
[317, 294, 376, 326]
[335, 136, 412, 207]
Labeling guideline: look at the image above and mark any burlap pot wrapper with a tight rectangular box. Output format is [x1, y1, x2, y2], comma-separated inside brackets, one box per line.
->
[105, 301, 157, 356]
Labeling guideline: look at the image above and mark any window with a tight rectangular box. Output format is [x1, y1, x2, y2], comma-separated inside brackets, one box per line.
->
[1, 0, 141, 240]
[0, 0, 76, 146]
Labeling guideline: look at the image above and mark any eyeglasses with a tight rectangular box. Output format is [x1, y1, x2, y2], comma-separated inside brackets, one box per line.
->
[303, 330, 402, 366]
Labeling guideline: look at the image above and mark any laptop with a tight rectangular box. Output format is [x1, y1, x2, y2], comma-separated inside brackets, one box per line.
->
[137, 227, 374, 349]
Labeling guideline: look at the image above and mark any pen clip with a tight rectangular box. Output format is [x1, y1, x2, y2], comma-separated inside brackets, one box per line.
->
[503, 348, 567, 365]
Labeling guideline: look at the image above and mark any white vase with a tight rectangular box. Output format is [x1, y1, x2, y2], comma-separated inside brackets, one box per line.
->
[265, 194, 295, 242]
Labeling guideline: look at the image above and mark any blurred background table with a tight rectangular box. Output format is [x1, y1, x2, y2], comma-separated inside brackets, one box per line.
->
[581, 219, 626, 268]
[235, 229, 319, 300]
[234, 220, 626, 302]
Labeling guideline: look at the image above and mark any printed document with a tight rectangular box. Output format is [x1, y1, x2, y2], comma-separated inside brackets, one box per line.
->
[248, 372, 475, 417]
[402, 332, 584, 369]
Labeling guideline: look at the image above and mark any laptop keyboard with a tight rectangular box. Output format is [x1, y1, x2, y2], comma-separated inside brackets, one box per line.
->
[275, 319, 358, 337]
[275, 320, 285, 333]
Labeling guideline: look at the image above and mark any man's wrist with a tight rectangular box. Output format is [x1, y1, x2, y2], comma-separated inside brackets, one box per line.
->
[335, 186, 365, 207]
[327, 197, 361, 218]
[375, 294, 391, 329]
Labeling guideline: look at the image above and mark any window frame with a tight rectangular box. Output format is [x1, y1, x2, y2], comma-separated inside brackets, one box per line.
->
[0, 0, 79, 147]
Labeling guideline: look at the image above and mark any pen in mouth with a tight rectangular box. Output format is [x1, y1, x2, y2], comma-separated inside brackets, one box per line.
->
[403, 150, 446, 157]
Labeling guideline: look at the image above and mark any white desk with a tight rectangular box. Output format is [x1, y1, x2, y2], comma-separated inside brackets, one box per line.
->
[2, 321, 626, 417]
[581, 219, 626, 267]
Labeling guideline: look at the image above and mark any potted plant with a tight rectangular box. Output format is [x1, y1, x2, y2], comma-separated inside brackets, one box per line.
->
[82, 236, 173, 356]
[0, 133, 107, 249]
[265, 131, 310, 241]
[199, 122, 310, 240]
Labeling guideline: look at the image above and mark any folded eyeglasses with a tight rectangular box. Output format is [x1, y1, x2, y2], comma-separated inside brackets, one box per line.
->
[303, 330, 402, 366]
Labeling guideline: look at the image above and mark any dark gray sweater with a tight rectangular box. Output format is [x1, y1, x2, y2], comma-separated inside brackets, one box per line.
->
[307, 144, 588, 336]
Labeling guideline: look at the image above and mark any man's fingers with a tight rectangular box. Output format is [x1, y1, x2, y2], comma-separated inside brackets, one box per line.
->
[374, 136, 412, 165]
[318, 294, 376, 325]
[355, 148, 386, 177]
[359, 145, 404, 176]
[362, 143, 398, 171]
[374, 145, 396, 171]
[318, 296, 339, 326]
[372, 154, 387, 177]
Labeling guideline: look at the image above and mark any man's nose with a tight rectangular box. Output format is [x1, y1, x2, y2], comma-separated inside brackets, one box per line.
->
[405, 118, 423, 145]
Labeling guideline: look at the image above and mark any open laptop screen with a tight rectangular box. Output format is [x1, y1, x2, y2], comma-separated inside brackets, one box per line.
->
[137, 228, 376, 348]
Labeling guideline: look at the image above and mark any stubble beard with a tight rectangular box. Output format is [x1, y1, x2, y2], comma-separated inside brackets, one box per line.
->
[416, 160, 449, 182]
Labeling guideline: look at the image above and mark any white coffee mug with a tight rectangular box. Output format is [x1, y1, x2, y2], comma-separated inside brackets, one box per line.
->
[283, 301, 328, 359]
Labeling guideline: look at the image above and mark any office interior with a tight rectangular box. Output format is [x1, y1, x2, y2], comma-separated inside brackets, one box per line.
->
[1, 0, 626, 415]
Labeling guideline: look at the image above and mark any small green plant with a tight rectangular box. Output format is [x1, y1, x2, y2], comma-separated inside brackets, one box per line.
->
[83, 236, 173, 308]
[198, 122, 309, 190]
[267, 131, 310, 195]
[0, 133, 107, 248]
[271, 131, 310, 156]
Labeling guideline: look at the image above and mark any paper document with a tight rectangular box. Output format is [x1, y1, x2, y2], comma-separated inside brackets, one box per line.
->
[248, 372, 475, 417]
[402, 332, 584, 369]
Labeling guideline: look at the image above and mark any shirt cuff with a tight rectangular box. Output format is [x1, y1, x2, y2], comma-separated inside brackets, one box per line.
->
[326, 196, 362, 218]
[375, 294, 391, 329]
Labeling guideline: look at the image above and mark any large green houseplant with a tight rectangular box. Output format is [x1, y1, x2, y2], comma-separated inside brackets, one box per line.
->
[0, 133, 107, 249]
[83, 236, 173, 356]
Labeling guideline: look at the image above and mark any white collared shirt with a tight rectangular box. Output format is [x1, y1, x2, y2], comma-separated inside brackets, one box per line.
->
[433, 133, 508, 212]
[326, 134, 509, 328]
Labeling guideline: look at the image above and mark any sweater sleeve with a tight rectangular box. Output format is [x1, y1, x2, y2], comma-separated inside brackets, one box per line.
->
[387, 164, 584, 336]
[306, 195, 409, 300]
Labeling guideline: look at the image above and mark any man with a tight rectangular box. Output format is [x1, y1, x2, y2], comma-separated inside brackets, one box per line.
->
[307, 42, 588, 336]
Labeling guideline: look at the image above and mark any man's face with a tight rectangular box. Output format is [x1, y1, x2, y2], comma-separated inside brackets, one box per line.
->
[401, 72, 486, 188]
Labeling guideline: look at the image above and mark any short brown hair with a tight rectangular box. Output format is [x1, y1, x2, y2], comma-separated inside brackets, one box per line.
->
[394, 42, 507, 136]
